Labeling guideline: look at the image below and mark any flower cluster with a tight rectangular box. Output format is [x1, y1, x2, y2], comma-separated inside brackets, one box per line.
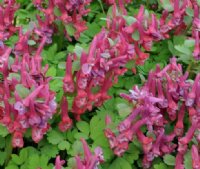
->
[61, 0, 198, 126]
[105, 57, 200, 168]
[75, 139, 104, 169]
[0, 1, 57, 148]
[33, 0, 92, 40]
[54, 139, 104, 169]
[192, 3, 200, 60]
[0, 0, 19, 42]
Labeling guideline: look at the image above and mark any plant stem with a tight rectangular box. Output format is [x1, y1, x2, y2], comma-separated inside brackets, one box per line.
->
[4, 135, 13, 166]
[98, 0, 105, 14]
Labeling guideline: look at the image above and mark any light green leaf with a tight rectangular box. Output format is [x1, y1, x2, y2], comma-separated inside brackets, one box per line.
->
[123, 16, 136, 25]
[76, 121, 90, 135]
[186, 7, 194, 17]
[11, 154, 24, 165]
[65, 24, 75, 36]
[74, 45, 83, 58]
[154, 163, 168, 169]
[47, 130, 64, 145]
[46, 66, 57, 77]
[58, 141, 70, 151]
[58, 62, 66, 69]
[28, 40, 36, 46]
[163, 154, 175, 166]
[28, 154, 40, 169]
[15, 84, 30, 99]
[174, 45, 191, 55]
[5, 165, 18, 169]
[116, 103, 132, 118]
[108, 158, 132, 169]
[40, 144, 59, 158]
[184, 150, 192, 169]
[160, 0, 173, 11]
[132, 30, 140, 41]
[0, 124, 9, 137]
[0, 151, 6, 165]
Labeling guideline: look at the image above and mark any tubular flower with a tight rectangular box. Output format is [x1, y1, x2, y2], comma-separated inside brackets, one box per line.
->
[105, 58, 200, 168]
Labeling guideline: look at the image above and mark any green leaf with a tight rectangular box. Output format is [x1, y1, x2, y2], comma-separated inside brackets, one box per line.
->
[68, 140, 83, 156]
[123, 16, 136, 25]
[184, 150, 192, 169]
[5, 165, 18, 169]
[7, 73, 20, 81]
[58, 140, 70, 151]
[85, 22, 101, 38]
[11, 154, 24, 165]
[58, 62, 66, 69]
[0, 124, 9, 137]
[15, 84, 30, 99]
[28, 154, 40, 169]
[19, 148, 28, 162]
[76, 121, 90, 135]
[90, 116, 105, 140]
[55, 51, 66, 60]
[67, 158, 76, 168]
[47, 130, 64, 145]
[159, 0, 173, 11]
[0, 137, 5, 148]
[49, 79, 63, 92]
[65, 24, 75, 36]
[184, 39, 195, 48]
[28, 40, 36, 46]
[132, 30, 140, 41]
[174, 45, 191, 55]
[73, 132, 88, 140]
[116, 103, 132, 118]
[163, 154, 175, 166]
[40, 144, 59, 158]
[93, 133, 109, 148]
[54, 7, 61, 16]
[74, 45, 83, 58]
[186, 7, 194, 17]
[154, 163, 168, 169]
[108, 158, 132, 169]
[0, 151, 6, 165]
[123, 143, 140, 164]
[46, 66, 57, 77]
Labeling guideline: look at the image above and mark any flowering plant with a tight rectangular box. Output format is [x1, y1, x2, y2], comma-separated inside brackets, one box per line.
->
[0, 0, 200, 169]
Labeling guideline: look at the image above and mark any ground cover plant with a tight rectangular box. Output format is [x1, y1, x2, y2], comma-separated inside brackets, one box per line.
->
[0, 0, 200, 168]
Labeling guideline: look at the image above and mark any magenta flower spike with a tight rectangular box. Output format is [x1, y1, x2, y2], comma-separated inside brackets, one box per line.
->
[74, 139, 104, 169]
[137, 130, 153, 154]
[59, 96, 72, 132]
[81, 138, 92, 160]
[55, 156, 65, 169]
[193, 31, 200, 60]
[175, 152, 184, 169]
[175, 104, 186, 136]
[12, 131, 24, 148]
[179, 122, 198, 147]
[191, 145, 200, 169]
[75, 156, 84, 169]
[63, 54, 74, 93]
[186, 74, 200, 106]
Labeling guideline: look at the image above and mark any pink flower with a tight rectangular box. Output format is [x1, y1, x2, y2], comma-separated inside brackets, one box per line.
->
[59, 96, 72, 132]
[75, 139, 104, 169]
[63, 55, 75, 93]
[191, 145, 200, 169]
[12, 131, 24, 148]
[55, 156, 65, 169]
